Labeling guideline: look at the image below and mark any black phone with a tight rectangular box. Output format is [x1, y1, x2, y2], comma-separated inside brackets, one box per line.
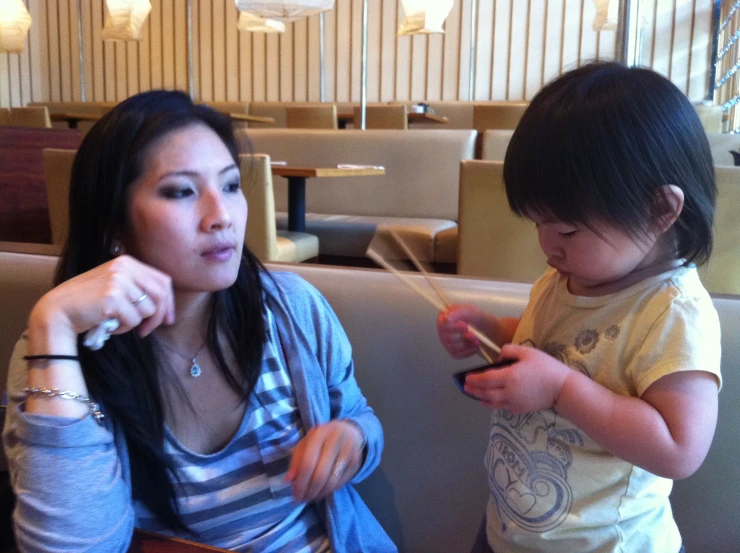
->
[452, 358, 515, 400]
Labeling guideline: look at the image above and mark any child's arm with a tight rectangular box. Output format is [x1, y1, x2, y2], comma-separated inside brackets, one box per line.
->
[437, 304, 519, 359]
[463, 344, 719, 479]
[555, 367, 718, 479]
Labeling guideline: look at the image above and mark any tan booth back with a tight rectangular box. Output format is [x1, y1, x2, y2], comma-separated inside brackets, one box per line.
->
[286, 105, 338, 129]
[706, 132, 740, 167]
[698, 166, 740, 294]
[240, 154, 318, 263]
[472, 102, 529, 132]
[693, 103, 724, 133]
[0, 108, 8, 126]
[9, 107, 51, 128]
[456, 160, 548, 282]
[480, 129, 515, 161]
[242, 129, 477, 220]
[43, 149, 76, 246]
[354, 105, 408, 130]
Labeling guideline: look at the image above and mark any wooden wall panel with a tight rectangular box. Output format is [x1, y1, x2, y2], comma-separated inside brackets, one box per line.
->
[0, 0, 719, 108]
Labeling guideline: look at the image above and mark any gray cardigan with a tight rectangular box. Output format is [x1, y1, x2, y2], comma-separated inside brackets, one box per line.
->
[4, 271, 397, 553]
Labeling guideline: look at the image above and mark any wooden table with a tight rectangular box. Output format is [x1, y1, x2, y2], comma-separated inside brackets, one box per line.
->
[271, 165, 386, 232]
[49, 112, 102, 129]
[228, 112, 276, 124]
[129, 529, 229, 552]
[336, 111, 449, 128]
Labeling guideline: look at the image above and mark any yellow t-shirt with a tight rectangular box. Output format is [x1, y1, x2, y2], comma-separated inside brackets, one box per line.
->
[485, 265, 722, 553]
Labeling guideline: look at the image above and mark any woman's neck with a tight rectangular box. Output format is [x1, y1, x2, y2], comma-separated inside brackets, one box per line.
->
[153, 290, 212, 350]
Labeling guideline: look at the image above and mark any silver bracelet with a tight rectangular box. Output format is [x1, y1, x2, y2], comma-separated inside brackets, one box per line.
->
[22, 387, 104, 423]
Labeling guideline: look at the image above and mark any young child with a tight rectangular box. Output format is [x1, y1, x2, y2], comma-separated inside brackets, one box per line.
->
[438, 62, 721, 553]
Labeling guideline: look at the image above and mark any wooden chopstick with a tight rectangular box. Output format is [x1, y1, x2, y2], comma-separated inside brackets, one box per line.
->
[367, 247, 501, 356]
[387, 230, 495, 363]
[388, 229, 452, 308]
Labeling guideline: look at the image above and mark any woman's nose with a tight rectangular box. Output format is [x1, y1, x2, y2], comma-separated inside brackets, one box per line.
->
[201, 190, 232, 231]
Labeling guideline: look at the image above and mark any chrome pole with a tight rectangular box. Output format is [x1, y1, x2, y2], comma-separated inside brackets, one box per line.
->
[320, 12, 326, 102]
[77, 0, 86, 101]
[360, 0, 368, 129]
[615, 0, 632, 65]
[468, 0, 478, 100]
[187, 0, 195, 99]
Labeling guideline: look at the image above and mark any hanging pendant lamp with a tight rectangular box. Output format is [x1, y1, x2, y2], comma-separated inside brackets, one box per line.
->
[237, 11, 286, 33]
[398, 0, 453, 36]
[0, 0, 32, 54]
[593, 0, 618, 31]
[102, 0, 152, 41]
[235, 0, 334, 23]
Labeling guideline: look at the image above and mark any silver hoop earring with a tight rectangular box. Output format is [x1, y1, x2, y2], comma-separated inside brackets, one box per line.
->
[111, 241, 122, 257]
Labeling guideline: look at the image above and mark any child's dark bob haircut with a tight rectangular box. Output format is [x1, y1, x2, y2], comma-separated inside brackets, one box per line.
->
[504, 61, 716, 266]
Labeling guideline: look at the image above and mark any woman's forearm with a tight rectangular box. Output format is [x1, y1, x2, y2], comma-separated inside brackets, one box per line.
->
[25, 304, 90, 418]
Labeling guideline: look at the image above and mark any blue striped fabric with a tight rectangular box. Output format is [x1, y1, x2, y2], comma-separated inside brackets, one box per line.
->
[135, 307, 331, 553]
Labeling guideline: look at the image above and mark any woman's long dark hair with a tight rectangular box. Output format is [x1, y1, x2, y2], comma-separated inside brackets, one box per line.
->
[55, 90, 267, 531]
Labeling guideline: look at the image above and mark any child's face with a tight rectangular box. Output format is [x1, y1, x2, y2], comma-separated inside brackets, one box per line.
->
[530, 212, 666, 296]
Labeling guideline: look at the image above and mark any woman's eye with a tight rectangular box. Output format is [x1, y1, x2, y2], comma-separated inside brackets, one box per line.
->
[160, 186, 195, 199]
[225, 181, 241, 193]
[559, 230, 578, 238]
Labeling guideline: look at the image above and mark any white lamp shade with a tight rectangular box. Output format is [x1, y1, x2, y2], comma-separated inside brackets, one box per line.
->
[235, 0, 334, 23]
[0, 0, 32, 54]
[102, 0, 152, 41]
[593, 0, 618, 31]
[237, 12, 286, 33]
[398, 0, 453, 35]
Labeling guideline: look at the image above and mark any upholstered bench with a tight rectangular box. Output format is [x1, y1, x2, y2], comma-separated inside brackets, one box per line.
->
[1, 249, 739, 552]
[240, 128, 477, 265]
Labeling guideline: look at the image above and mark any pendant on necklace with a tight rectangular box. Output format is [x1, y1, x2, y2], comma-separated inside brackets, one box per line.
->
[189, 359, 202, 378]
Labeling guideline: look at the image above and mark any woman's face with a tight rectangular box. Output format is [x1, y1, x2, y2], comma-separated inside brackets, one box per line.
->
[122, 123, 247, 294]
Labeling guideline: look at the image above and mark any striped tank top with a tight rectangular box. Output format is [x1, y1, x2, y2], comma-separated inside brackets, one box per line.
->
[135, 306, 331, 552]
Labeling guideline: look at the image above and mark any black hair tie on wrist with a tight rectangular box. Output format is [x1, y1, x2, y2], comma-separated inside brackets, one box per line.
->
[23, 355, 80, 361]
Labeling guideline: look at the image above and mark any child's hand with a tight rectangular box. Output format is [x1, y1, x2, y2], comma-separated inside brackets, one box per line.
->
[463, 344, 571, 414]
[437, 304, 489, 359]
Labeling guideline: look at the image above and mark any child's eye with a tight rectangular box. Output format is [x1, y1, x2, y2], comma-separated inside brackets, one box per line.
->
[160, 186, 194, 199]
[225, 181, 241, 193]
[559, 229, 578, 238]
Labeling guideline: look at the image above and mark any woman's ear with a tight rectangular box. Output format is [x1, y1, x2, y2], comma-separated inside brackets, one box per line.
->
[651, 185, 684, 234]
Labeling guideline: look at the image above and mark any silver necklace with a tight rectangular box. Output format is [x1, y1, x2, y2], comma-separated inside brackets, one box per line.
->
[155, 339, 206, 378]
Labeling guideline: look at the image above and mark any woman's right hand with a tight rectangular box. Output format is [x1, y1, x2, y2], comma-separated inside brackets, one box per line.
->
[29, 255, 175, 345]
[436, 304, 495, 359]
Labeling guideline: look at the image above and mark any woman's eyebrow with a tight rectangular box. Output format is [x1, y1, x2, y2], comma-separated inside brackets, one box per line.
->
[158, 164, 238, 181]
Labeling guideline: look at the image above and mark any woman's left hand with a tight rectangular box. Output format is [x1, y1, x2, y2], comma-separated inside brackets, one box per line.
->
[285, 420, 365, 503]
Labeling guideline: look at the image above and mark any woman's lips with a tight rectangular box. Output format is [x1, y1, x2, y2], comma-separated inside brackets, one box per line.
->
[202, 243, 235, 261]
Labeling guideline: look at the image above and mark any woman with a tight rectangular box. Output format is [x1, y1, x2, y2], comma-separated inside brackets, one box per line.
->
[3, 90, 396, 553]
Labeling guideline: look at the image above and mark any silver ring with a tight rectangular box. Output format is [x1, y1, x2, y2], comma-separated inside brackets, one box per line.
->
[332, 460, 347, 478]
[132, 293, 148, 306]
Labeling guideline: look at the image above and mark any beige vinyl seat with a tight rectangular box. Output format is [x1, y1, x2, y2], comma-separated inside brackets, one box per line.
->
[240, 154, 319, 263]
[693, 103, 724, 133]
[699, 166, 740, 294]
[9, 106, 51, 128]
[353, 105, 408, 130]
[472, 103, 528, 132]
[456, 160, 548, 282]
[0, 108, 9, 125]
[43, 149, 76, 245]
[480, 129, 515, 161]
[705, 132, 740, 167]
[286, 105, 338, 129]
